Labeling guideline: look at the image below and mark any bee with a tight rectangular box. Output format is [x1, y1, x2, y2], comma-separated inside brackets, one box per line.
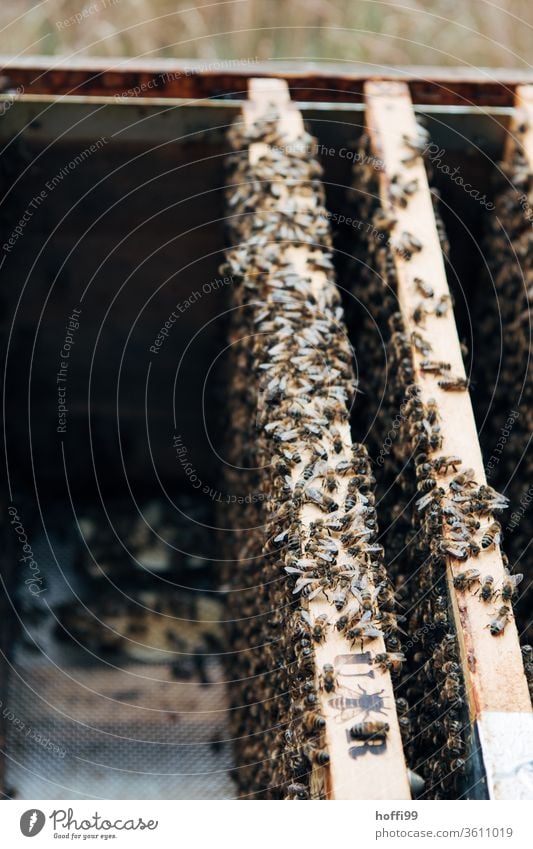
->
[414, 276, 434, 298]
[450, 468, 476, 491]
[489, 605, 512, 636]
[420, 359, 451, 375]
[411, 331, 432, 356]
[349, 721, 389, 741]
[433, 455, 462, 473]
[438, 376, 470, 391]
[453, 568, 481, 591]
[304, 486, 338, 513]
[310, 613, 329, 643]
[394, 230, 423, 258]
[481, 521, 502, 549]
[412, 302, 428, 325]
[390, 174, 419, 207]
[286, 783, 309, 800]
[309, 748, 330, 766]
[440, 673, 462, 703]
[479, 575, 496, 602]
[373, 652, 405, 675]
[332, 588, 348, 611]
[501, 572, 524, 602]
[434, 294, 451, 317]
[303, 711, 326, 734]
[330, 427, 345, 454]
[322, 467, 338, 493]
[319, 663, 337, 693]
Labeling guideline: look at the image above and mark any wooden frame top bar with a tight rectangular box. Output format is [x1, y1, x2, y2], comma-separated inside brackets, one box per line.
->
[364, 79, 533, 799]
[2, 56, 533, 107]
[241, 77, 411, 800]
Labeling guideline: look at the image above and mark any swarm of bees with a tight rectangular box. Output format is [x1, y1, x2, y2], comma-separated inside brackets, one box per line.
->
[476, 121, 533, 662]
[344, 126, 513, 798]
[222, 110, 403, 799]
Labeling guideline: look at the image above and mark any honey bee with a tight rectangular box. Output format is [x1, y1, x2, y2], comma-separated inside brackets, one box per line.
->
[489, 605, 511, 636]
[319, 663, 337, 693]
[330, 427, 345, 454]
[420, 359, 451, 375]
[303, 711, 326, 733]
[412, 302, 428, 325]
[438, 376, 470, 391]
[501, 572, 523, 602]
[453, 568, 481, 591]
[322, 467, 338, 493]
[373, 651, 405, 675]
[411, 331, 432, 355]
[286, 783, 309, 800]
[304, 486, 338, 513]
[412, 276, 433, 298]
[310, 613, 329, 643]
[479, 575, 495, 602]
[450, 468, 476, 491]
[434, 294, 451, 317]
[433, 455, 462, 473]
[349, 721, 389, 740]
[481, 521, 502, 549]
[390, 174, 419, 207]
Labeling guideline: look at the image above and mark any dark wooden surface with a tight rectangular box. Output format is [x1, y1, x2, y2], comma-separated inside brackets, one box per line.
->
[2, 57, 533, 106]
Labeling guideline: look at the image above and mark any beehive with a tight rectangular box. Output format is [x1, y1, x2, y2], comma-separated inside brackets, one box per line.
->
[1, 58, 533, 800]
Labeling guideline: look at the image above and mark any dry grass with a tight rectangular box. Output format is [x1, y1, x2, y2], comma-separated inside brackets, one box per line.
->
[0, 0, 531, 68]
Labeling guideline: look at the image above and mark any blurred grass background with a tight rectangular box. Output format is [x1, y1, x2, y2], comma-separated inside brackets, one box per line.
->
[1, 0, 531, 68]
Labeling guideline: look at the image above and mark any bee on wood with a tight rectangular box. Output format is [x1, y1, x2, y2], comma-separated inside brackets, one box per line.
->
[373, 652, 405, 675]
[411, 330, 432, 356]
[420, 359, 451, 375]
[438, 376, 470, 391]
[319, 663, 337, 693]
[453, 568, 481, 591]
[330, 426, 345, 454]
[349, 721, 389, 741]
[322, 467, 338, 493]
[450, 468, 476, 492]
[304, 486, 338, 513]
[479, 575, 496, 602]
[390, 174, 419, 207]
[309, 613, 329, 643]
[501, 572, 524, 602]
[489, 605, 512, 636]
[414, 276, 434, 298]
[433, 455, 462, 473]
[412, 302, 428, 325]
[481, 521, 502, 549]
[440, 673, 462, 703]
[434, 294, 451, 317]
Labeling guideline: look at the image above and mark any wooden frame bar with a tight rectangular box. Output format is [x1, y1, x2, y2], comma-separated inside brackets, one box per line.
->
[364, 80, 533, 799]
[239, 78, 411, 800]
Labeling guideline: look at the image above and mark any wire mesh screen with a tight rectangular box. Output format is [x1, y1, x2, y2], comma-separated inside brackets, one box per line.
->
[5, 513, 235, 800]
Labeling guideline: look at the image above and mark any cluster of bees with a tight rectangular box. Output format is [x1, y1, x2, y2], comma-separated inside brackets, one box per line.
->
[477, 120, 533, 681]
[54, 497, 222, 679]
[221, 111, 401, 798]
[345, 129, 514, 797]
